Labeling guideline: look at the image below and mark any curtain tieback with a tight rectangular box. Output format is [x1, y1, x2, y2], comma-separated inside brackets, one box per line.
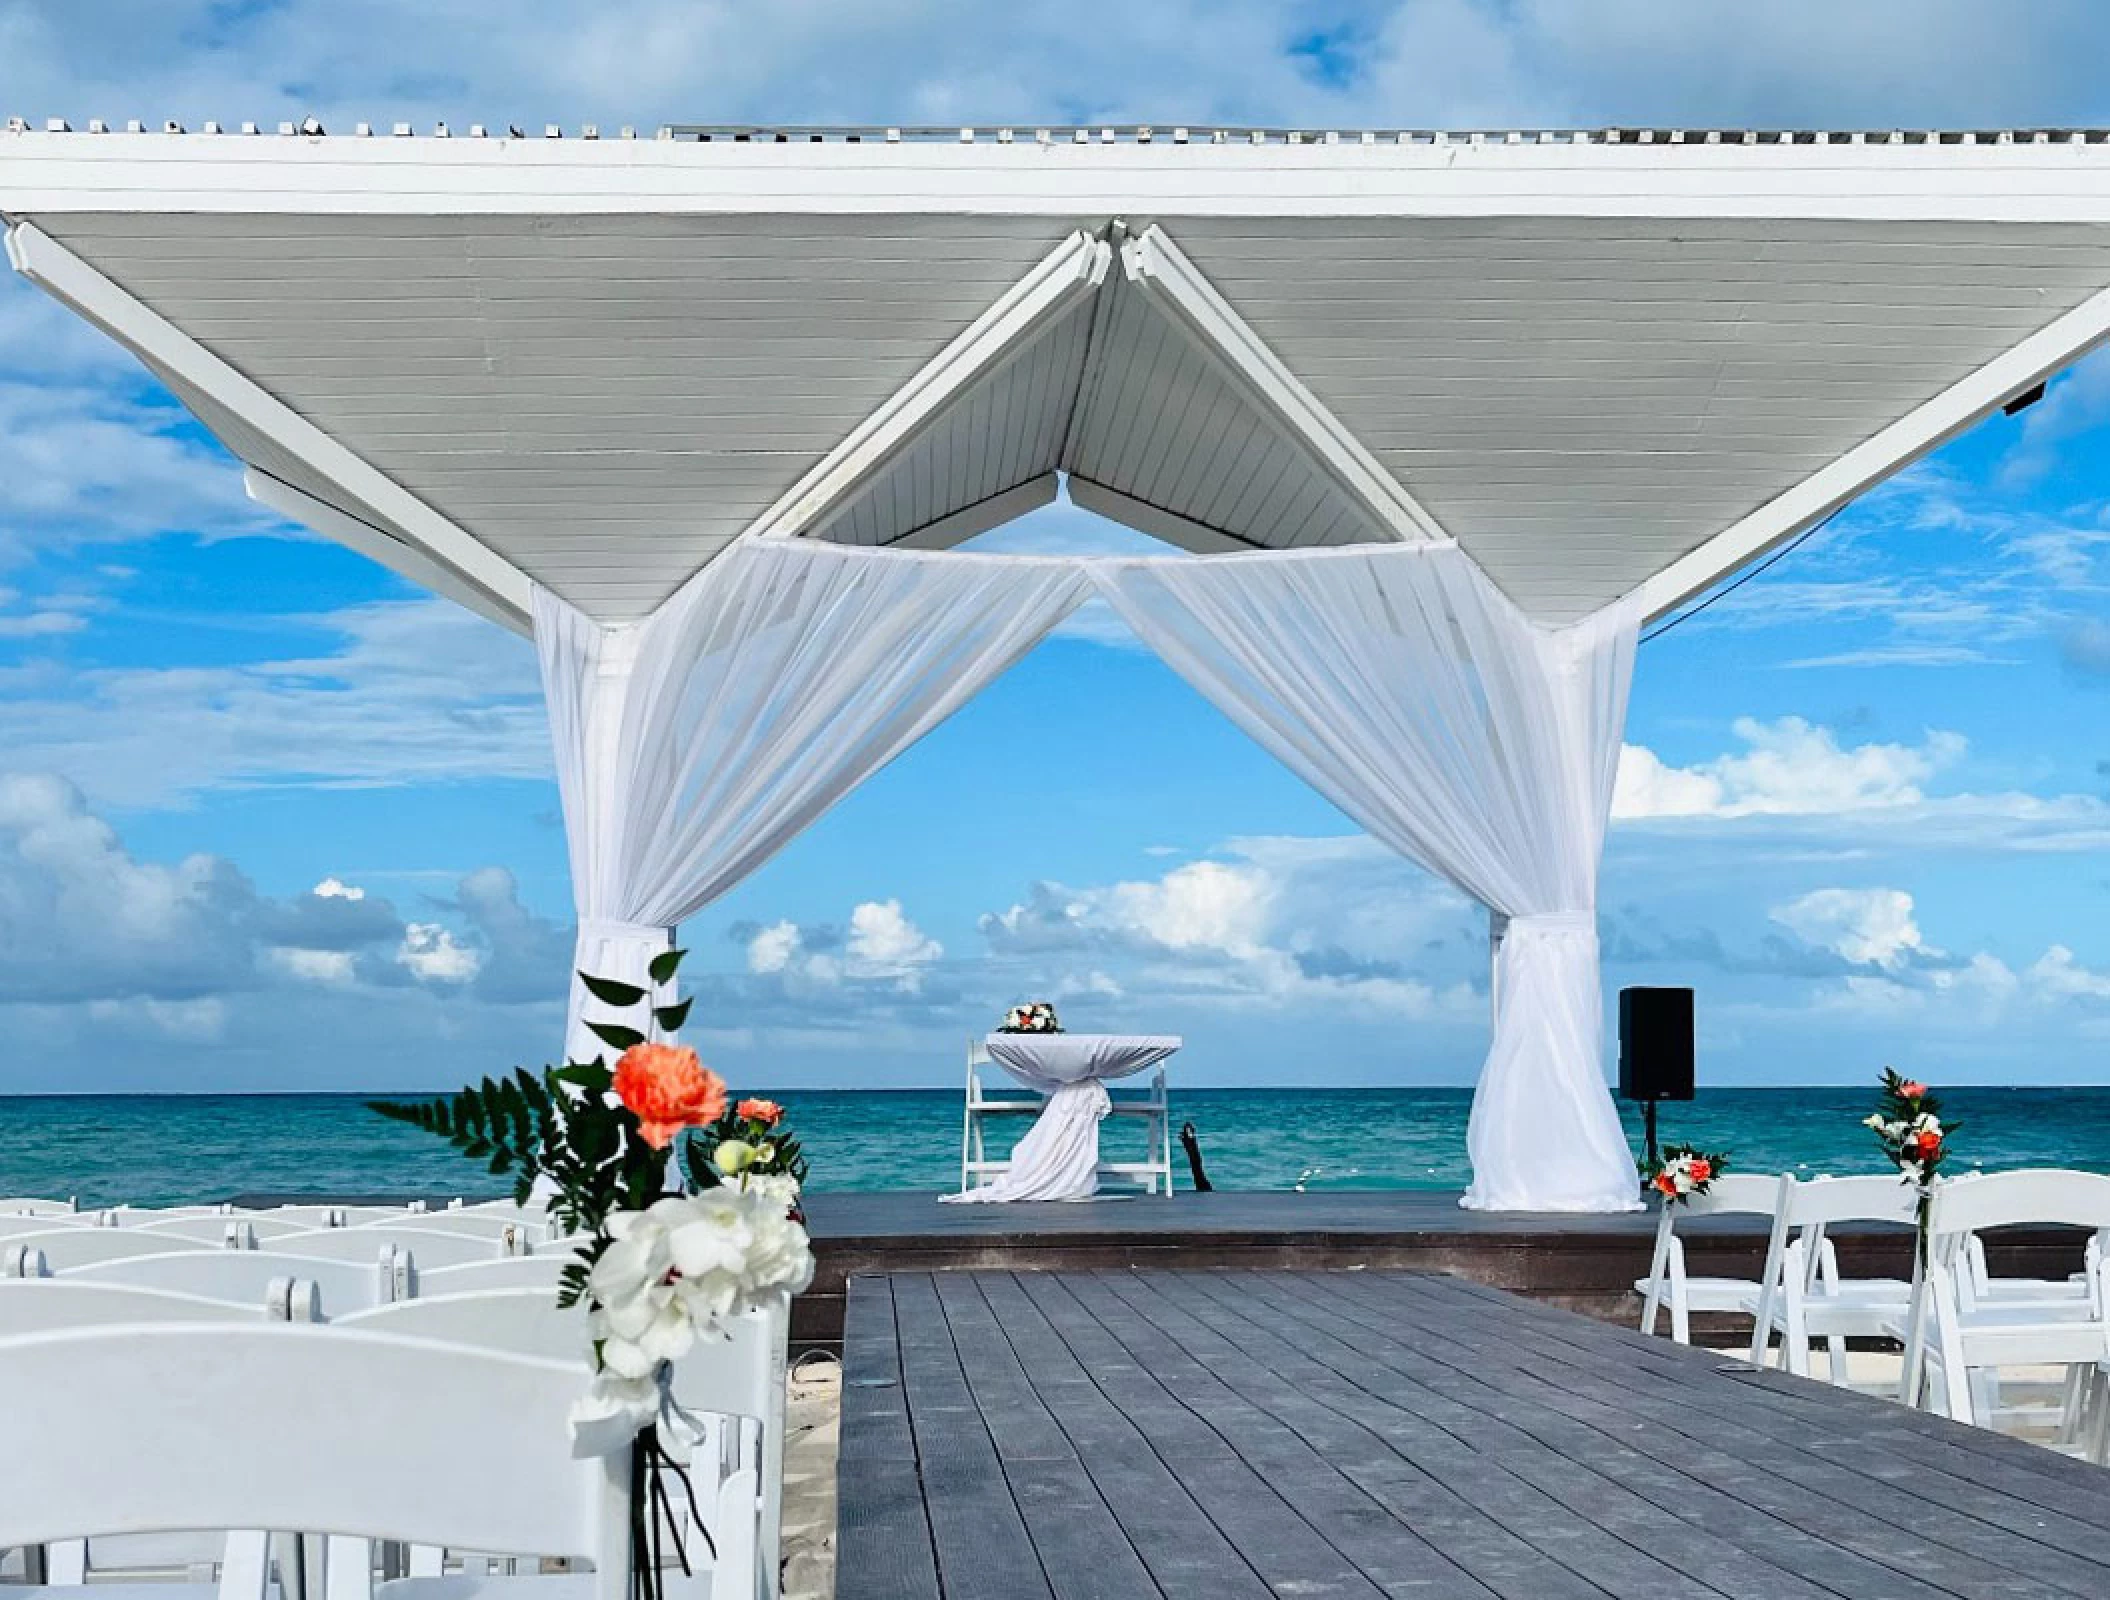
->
[575, 917, 673, 945]
[1501, 911, 1597, 940]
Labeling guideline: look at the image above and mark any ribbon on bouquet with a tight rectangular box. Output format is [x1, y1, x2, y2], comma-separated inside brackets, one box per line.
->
[628, 1365, 718, 1600]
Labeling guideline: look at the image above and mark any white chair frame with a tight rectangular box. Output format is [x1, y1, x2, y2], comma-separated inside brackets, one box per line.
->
[1742, 1174, 1917, 1386]
[64, 1250, 390, 1315]
[1635, 1172, 1787, 1345]
[960, 1037, 1174, 1196]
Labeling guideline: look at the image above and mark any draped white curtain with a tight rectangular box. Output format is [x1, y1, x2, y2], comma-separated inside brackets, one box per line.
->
[1090, 545, 1643, 1212]
[534, 538, 1089, 1062]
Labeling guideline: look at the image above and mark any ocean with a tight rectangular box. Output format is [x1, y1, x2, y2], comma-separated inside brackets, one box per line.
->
[1, 1085, 2104, 1209]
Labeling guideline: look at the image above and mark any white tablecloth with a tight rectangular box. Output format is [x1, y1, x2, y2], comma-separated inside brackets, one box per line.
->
[943, 1033, 1181, 1204]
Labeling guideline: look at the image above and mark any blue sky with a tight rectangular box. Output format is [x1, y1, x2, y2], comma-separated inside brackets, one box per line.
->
[6, 0, 2110, 1093]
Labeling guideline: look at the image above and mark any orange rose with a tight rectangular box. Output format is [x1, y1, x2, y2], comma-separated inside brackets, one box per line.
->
[612, 1042, 727, 1149]
[1911, 1130, 1942, 1158]
[1899, 1081, 1928, 1099]
[737, 1097, 784, 1128]
[1688, 1158, 1712, 1183]
[1653, 1171, 1677, 1196]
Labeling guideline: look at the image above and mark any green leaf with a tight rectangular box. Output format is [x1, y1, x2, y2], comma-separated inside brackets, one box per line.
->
[653, 998, 693, 1033]
[586, 1021, 647, 1053]
[578, 971, 648, 1008]
[648, 948, 687, 986]
[552, 1063, 612, 1094]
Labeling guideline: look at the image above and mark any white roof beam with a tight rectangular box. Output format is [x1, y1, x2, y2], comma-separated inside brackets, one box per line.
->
[5, 220, 535, 630]
[243, 469, 531, 636]
[1066, 476, 1263, 553]
[747, 231, 1110, 543]
[1637, 277, 2110, 622]
[882, 473, 1059, 550]
[1120, 225, 1448, 544]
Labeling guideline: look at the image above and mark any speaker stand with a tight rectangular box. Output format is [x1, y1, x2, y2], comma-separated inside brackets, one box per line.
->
[1643, 1100, 1661, 1174]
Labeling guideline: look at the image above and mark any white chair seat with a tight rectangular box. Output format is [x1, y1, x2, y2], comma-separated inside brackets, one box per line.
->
[1635, 1274, 1757, 1310]
[10, 1585, 277, 1600]
[379, 1572, 711, 1600]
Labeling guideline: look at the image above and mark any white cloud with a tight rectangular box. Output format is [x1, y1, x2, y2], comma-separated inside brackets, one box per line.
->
[269, 946, 357, 985]
[745, 920, 802, 976]
[2026, 945, 2110, 1001]
[1614, 718, 1966, 820]
[1770, 887, 1927, 970]
[0, 597, 548, 808]
[845, 899, 943, 980]
[398, 922, 482, 984]
[312, 877, 365, 901]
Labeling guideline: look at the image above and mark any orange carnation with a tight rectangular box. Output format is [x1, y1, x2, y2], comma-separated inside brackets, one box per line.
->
[1688, 1158, 1712, 1183]
[612, 1042, 727, 1149]
[737, 1097, 784, 1127]
[1653, 1171, 1677, 1196]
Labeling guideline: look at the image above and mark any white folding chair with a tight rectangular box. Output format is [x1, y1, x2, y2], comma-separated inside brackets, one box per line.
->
[336, 1288, 789, 1598]
[1892, 1169, 2110, 1446]
[1101, 1067, 1174, 1196]
[962, 1039, 1175, 1197]
[130, 1216, 312, 1245]
[1742, 1174, 1916, 1385]
[0, 1323, 657, 1600]
[1635, 1172, 1787, 1345]
[0, 1213, 93, 1239]
[65, 1250, 392, 1315]
[961, 1037, 1038, 1194]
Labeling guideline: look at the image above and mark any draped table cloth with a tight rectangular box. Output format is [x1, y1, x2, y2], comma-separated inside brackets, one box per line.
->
[942, 1034, 1181, 1203]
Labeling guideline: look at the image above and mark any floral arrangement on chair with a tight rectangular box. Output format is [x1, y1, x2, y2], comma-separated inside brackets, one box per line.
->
[369, 949, 813, 1583]
[1639, 1142, 1729, 1205]
[999, 1001, 1062, 1034]
[1866, 1067, 1959, 1255]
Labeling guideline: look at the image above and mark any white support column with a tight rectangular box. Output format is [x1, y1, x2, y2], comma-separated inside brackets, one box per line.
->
[6, 221, 536, 629]
[1638, 279, 2110, 621]
[745, 230, 1111, 543]
[1119, 224, 1450, 545]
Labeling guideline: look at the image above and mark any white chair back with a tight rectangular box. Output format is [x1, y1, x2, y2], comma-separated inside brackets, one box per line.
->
[0, 1212, 92, 1238]
[2, 1228, 217, 1270]
[410, 1255, 570, 1298]
[130, 1213, 314, 1243]
[0, 1323, 630, 1596]
[0, 1196, 77, 1217]
[104, 1204, 231, 1223]
[64, 1249, 386, 1314]
[1638, 1172, 1786, 1344]
[1927, 1168, 2110, 1238]
[353, 1210, 542, 1247]
[1779, 1173, 1921, 1229]
[265, 1227, 510, 1270]
[0, 1278, 304, 1332]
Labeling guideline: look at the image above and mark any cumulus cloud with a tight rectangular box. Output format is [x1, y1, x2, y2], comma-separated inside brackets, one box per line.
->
[1614, 717, 1965, 821]
[1770, 887, 1928, 971]
[979, 837, 1481, 1019]
[398, 922, 482, 984]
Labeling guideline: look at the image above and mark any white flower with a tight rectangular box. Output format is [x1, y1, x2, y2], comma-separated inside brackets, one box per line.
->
[713, 1139, 758, 1176]
[1862, 1114, 1887, 1130]
[744, 1171, 803, 1209]
[568, 1371, 660, 1458]
[1911, 1113, 1943, 1135]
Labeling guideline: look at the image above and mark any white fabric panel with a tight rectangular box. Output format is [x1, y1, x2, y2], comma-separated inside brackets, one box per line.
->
[1089, 545, 1642, 1212]
[946, 1035, 1181, 1204]
[535, 539, 1090, 1061]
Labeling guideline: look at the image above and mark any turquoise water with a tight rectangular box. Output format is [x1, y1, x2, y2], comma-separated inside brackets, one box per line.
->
[3, 1086, 2107, 1208]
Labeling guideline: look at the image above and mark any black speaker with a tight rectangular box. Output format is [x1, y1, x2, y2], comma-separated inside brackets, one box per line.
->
[1618, 986, 1694, 1102]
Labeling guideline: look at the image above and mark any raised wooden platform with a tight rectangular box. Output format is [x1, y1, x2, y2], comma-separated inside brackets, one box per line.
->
[798, 1189, 2005, 1353]
[839, 1269, 2110, 1600]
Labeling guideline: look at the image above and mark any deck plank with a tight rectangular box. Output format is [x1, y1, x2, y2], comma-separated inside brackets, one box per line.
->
[835, 1270, 2110, 1600]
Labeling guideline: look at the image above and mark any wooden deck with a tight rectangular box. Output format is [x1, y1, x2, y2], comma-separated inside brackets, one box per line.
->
[837, 1269, 2110, 1600]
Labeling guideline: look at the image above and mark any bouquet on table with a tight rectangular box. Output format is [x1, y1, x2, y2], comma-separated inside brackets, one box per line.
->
[370, 948, 813, 1516]
[1865, 1067, 1958, 1255]
[1639, 1143, 1729, 1205]
[999, 1001, 1062, 1034]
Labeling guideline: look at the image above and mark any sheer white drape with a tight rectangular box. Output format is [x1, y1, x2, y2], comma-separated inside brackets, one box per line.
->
[534, 539, 1089, 1061]
[1090, 545, 1642, 1212]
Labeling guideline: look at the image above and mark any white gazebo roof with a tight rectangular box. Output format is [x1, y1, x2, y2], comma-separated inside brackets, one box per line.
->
[8, 121, 2110, 634]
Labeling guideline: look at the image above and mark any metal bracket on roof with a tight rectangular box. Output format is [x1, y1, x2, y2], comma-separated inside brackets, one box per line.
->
[1117, 225, 1448, 544]
[746, 230, 1112, 542]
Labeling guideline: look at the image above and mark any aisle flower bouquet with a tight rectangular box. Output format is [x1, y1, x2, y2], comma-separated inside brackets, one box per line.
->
[1639, 1143, 1729, 1205]
[1865, 1067, 1959, 1255]
[999, 1001, 1062, 1034]
[369, 948, 813, 1472]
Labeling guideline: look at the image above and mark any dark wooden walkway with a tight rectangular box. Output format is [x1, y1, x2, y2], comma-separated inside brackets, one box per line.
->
[837, 1269, 2110, 1600]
